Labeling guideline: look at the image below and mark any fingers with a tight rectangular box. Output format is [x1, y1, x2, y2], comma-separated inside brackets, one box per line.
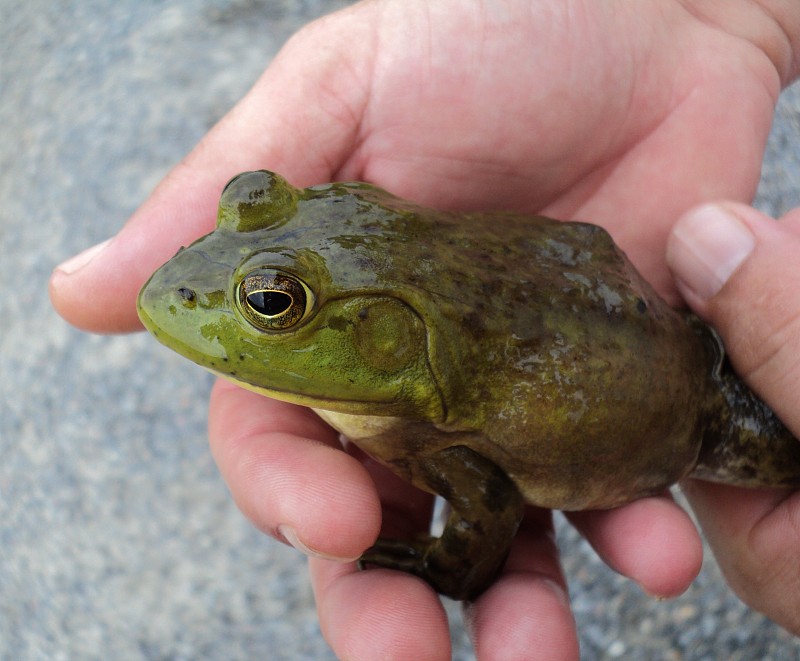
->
[209, 378, 454, 658]
[466, 510, 580, 661]
[666, 202, 800, 633]
[346, 444, 435, 539]
[212, 377, 578, 659]
[567, 495, 703, 598]
[209, 379, 697, 656]
[311, 508, 580, 661]
[310, 560, 452, 661]
[49, 9, 373, 333]
[208, 379, 381, 561]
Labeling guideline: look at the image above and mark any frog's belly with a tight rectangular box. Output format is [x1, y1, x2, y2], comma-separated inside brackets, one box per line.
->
[312, 408, 699, 511]
[312, 409, 402, 442]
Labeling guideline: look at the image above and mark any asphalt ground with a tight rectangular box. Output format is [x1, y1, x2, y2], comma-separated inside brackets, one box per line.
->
[2, 2, 800, 659]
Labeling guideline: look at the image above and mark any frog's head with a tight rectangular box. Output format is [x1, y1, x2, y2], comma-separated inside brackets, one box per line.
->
[137, 171, 445, 421]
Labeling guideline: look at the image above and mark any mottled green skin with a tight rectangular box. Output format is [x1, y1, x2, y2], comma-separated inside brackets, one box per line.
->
[138, 171, 800, 600]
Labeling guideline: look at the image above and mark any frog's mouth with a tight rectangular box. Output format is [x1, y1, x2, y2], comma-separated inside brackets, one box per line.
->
[210, 364, 447, 423]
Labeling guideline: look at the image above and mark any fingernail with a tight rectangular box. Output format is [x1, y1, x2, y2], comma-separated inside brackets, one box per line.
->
[667, 204, 755, 301]
[55, 238, 112, 275]
[277, 524, 359, 563]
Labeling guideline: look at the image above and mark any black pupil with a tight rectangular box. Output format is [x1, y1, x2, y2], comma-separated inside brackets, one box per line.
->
[247, 290, 292, 317]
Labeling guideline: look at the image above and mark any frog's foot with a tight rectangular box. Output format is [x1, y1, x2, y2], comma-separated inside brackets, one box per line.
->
[359, 445, 524, 601]
[358, 533, 506, 600]
[358, 537, 432, 575]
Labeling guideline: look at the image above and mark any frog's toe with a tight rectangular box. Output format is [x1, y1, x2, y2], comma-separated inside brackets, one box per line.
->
[359, 536, 493, 600]
[358, 536, 433, 574]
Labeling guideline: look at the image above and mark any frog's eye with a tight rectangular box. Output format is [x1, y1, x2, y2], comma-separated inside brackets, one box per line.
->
[237, 270, 313, 331]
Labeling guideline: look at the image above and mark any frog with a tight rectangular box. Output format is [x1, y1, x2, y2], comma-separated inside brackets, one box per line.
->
[137, 170, 800, 601]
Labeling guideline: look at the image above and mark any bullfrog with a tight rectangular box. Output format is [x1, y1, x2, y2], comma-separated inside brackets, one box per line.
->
[137, 170, 800, 600]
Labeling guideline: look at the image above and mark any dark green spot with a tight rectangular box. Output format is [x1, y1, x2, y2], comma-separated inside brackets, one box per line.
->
[327, 315, 350, 332]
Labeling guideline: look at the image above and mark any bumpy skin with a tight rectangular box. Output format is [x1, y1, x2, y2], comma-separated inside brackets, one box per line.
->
[137, 171, 800, 600]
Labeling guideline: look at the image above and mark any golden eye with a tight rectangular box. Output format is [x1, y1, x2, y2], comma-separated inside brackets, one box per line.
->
[238, 270, 312, 330]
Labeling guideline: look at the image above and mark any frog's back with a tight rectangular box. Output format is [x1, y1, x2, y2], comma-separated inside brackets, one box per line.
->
[436, 216, 710, 507]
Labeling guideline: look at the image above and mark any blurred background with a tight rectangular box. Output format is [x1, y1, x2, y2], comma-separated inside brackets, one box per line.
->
[2, 1, 800, 659]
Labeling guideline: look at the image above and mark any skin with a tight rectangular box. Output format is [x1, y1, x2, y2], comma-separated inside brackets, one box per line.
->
[50, 1, 800, 658]
[137, 171, 800, 601]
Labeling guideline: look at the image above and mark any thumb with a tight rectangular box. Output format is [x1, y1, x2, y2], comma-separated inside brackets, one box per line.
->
[666, 202, 800, 436]
[667, 203, 800, 634]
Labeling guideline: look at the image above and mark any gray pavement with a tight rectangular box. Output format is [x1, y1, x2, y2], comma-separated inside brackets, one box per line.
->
[2, 2, 800, 659]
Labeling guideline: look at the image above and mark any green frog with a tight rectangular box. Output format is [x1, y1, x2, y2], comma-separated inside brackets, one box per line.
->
[137, 170, 800, 600]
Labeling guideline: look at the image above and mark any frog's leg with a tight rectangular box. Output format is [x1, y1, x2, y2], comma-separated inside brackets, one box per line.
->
[692, 323, 800, 486]
[359, 445, 524, 601]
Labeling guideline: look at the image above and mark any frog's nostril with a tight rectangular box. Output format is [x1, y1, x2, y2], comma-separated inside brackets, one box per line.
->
[177, 287, 196, 304]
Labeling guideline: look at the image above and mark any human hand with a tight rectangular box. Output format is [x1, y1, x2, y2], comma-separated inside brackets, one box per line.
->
[667, 202, 800, 635]
[50, 1, 798, 658]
